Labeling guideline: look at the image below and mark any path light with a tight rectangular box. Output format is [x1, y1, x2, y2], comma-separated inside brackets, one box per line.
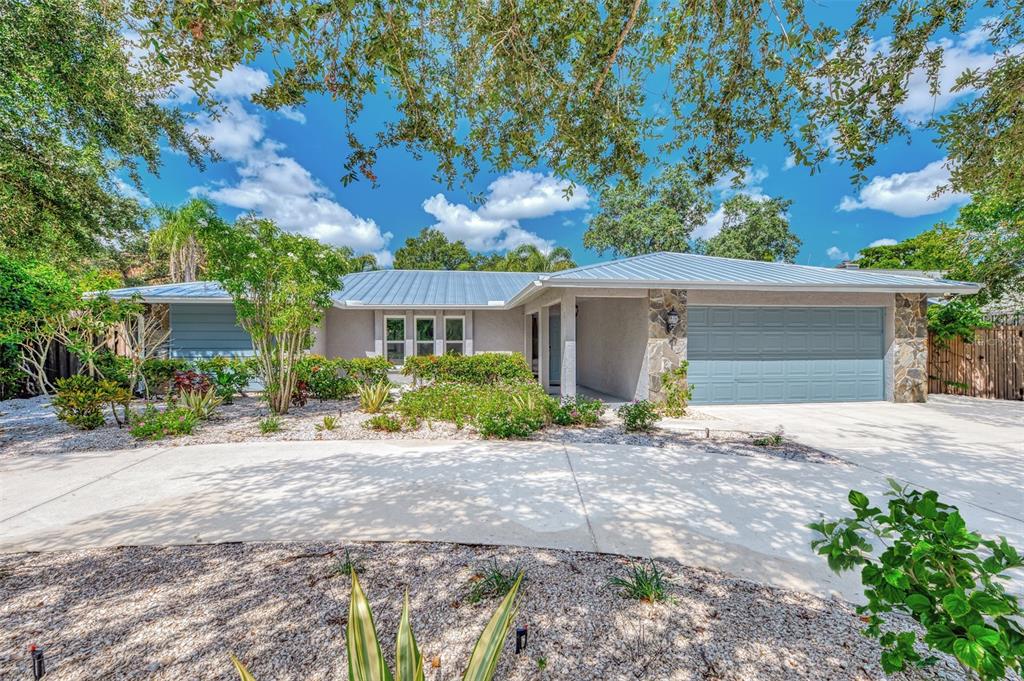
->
[515, 625, 528, 653]
[666, 308, 680, 333]
[29, 644, 45, 679]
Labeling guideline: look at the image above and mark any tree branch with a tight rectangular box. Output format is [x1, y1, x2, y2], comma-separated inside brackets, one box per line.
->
[593, 0, 645, 96]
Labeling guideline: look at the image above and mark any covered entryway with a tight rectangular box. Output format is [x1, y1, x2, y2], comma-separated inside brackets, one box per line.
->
[688, 305, 885, 404]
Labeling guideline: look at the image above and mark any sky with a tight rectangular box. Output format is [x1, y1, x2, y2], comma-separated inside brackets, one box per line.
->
[128, 7, 1000, 270]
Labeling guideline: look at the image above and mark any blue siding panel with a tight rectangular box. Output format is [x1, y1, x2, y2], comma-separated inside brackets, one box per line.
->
[169, 303, 253, 359]
[688, 306, 884, 405]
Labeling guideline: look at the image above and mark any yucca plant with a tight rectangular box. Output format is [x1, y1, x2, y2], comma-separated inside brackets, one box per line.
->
[358, 380, 392, 413]
[231, 570, 523, 680]
[178, 388, 224, 420]
[315, 414, 339, 432]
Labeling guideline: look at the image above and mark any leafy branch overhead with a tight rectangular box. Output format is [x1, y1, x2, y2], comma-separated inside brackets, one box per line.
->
[132, 0, 1024, 196]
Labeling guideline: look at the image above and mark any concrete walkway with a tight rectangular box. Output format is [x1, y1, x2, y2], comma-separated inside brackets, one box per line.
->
[2, 396, 1021, 601]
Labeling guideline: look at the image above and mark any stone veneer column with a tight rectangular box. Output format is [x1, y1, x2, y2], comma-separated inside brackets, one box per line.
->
[646, 289, 687, 402]
[893, 292, 928, 402]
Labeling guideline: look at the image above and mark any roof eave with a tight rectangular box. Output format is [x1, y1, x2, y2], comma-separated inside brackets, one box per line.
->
[526, 278, 982, 295]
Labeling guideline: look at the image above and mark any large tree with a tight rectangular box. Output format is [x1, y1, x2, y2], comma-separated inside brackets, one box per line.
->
[698, 195, 801, 263]
[151, 199, 226, 283]
[133, 1, 1022, 197]
[393, 228, 476, 270]
[0, 0, 206, 260]
[490, 244, 576, 272]
[583, 166, 711, 257]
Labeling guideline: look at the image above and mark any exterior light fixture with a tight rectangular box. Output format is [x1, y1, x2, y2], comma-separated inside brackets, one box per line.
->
[666, 308, 680, 332]
[515, 625, 528, 653]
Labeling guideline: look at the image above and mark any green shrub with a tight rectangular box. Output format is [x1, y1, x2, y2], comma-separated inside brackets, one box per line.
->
[296, 355, 357, 400]
[179, 388, 224, 420]
[129, 405, 198, 440]
[752, 427, 785, 447]
[357, 380, 391, 413]
[52, 375, 131, 429]
[618, 400, 659, 432]
[363, 413, 402, 432]
[93, 350, 133, 389]
[402, 352, 533, 385]
[810, 481, 1024, 679]
[477, 398, 547, 438]
[397, 382, 483, 427]
[346, 356, 392, 385]
[195, 356, 258, 402]
[258, 415, 282, 434]
[468, 560, 525, 604]
[315, 415, 339, 432]
[140, 358, 189, 395]
[551, 395, 604, 426]
[397, 381, 550, 438]
[660, 361, 694, 417]
[609, 560, 669, 603]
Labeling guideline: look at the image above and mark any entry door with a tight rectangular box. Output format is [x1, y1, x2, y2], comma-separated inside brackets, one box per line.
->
[687, 306, 884, 404]
[548, 310, 561, 385]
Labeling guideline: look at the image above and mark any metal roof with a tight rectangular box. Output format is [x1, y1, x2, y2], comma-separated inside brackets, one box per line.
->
[540, 252, 980, 293]
[334, 270, 537, 308]
[98, 281, 230, 301]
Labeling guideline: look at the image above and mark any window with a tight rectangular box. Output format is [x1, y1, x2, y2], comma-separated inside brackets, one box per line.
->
[444, 316, 465, 355]
[415, 317, 435, 356]
[385, 316, 405, 364]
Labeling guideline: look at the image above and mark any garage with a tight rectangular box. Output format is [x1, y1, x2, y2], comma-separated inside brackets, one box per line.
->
[687, 305, 885, 404]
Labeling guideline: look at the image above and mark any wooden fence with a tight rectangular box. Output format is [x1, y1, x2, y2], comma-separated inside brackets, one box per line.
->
[928, 323, 1024, 400]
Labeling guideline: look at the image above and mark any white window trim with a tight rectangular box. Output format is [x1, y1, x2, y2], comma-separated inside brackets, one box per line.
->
[443, 315, 466, 355]
[384, 315, 406, 364]
[414, 315, 436, 356]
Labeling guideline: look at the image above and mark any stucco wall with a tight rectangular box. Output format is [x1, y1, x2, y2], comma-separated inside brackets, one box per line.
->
[324, 308, 376, 358]
[474, 309, 523, 353]
[577, 297, 648, 400]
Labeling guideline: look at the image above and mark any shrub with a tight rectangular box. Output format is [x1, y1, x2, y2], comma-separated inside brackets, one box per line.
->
[93, 350, 133, 389]
[396, 382, 481, 427]
[291, 379, 310, 407]
[195, 356, 258, 402]
[809, 481, 1024, 679]
[179, 388, 224, 420]
[52, 375, 131, 429]
[140, 358, 189, 395]
[551, 395, 604, 426]
[618, 400, 659, 432]
[258, 415, 282, 434]
[172, 369, 212, 395]
[397, 381, 551, 437]
[296, 355, 356, 400]
[346, 356, 392, 385]
[129, 405, 198, 440]
[363, 413, 402, 432]
[752, 426, 785, 447]
[468, 560, 525, 604]
[315, 415, 339, 432]
[476, 398, 547, 438]
[357, 380, 391, 413]
[660, 361, 694, 417]
[609, 560, 669, 603]
[402, 352, 533, 385]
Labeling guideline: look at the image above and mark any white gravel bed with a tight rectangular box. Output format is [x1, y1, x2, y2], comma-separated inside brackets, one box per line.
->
[0, 541, 968, 680]
[0, 395, 838, 464]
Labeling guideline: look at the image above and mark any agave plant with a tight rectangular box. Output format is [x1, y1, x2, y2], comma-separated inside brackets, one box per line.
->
[358, 380, 392, 414]
[231, 570, 523, 680]
[178, 387, 224, 420]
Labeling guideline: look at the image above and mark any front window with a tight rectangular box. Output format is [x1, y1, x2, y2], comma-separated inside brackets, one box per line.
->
[444, 317, 465, 355]
[386, 317, 405, 364]
[415, 317, 435, 356]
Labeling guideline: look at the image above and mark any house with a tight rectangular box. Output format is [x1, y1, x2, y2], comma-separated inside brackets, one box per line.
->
[102, 252, 980, 405]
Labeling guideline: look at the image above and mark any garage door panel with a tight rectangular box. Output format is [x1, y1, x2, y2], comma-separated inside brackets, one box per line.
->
[689, 306, 884, 404]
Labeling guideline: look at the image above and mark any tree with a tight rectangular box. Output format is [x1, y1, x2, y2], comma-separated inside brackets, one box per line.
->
[857, 224, 967, 272]
[151, 199, 225, 283]
[199, 216, 353, 414]
[393, 228, 476, 270]
[0, 0, 207, 261]
[698, 195, 801, 263]
[490, 244, 576, 272]
[584, 166, 712, 257]
[133, 1, 1021, 197]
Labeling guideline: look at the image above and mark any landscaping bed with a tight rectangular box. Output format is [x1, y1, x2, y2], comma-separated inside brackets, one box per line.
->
[0, 541, 967, 680]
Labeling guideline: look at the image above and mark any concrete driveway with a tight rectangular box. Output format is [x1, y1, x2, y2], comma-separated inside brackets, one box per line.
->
[1, 396, 1021, 601]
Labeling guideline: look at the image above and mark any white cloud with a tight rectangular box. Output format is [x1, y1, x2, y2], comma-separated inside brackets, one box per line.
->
[866, 238, 898, 248]
[193, 100, 267, 162]
[783, 154, 797, 170]
[827, 246, 850, 261]
[112, 177, 153, 207]
[837, 158, 969, 217]
[278, 107, 307, 124]
[423, 171, 588, 251]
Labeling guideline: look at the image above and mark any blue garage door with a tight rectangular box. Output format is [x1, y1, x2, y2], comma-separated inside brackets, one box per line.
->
[688, 306, 884, 404]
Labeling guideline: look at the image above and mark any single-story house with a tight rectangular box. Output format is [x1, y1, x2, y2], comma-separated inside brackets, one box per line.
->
[103, 252, 980, 405]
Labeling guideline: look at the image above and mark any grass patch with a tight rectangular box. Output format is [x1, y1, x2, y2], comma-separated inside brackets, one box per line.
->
[467, 560, 524, 604]
[609, 560, 669, 603]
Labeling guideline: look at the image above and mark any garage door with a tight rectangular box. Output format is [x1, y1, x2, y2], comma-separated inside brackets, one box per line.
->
[688, 306, 884, 404]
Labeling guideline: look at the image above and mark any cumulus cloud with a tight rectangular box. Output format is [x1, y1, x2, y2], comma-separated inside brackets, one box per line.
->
[866, 238, 898, 248]
[112, 176, 153, 207]
[827, 246, 850, 261]
[837, 159, 969, 217]
[423, 171, 588, 251]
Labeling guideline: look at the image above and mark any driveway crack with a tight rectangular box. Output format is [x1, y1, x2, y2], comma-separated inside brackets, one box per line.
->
[0, 446, 171, 524]
[563, 444, 600, 553]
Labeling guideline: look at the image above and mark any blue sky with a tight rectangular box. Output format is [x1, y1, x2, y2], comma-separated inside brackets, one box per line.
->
[131, 8, 999, 269]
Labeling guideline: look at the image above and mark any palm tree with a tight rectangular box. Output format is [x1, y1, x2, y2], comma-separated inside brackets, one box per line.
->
[498, 244, 577, 272]
[150, 199, 224, 282]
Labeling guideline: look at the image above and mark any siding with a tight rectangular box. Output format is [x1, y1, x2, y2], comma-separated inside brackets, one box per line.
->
[169, 303, 253, 359]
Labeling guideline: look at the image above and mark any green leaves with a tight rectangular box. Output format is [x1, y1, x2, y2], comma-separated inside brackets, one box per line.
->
[462, 574, 523, 681]
[942, 593, 971, 619]
[348, 571, 394, 681]
[395, 593, 424, 681]
[848, 490, 869, 509]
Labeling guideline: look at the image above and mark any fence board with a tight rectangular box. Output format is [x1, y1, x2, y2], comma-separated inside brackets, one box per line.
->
[928, 324, 1024, 400]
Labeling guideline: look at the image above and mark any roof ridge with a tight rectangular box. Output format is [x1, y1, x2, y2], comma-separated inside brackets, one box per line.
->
[547, 251, 667, 278]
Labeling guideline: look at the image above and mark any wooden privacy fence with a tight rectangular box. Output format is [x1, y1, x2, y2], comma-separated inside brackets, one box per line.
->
[928, 323, 1024, 400]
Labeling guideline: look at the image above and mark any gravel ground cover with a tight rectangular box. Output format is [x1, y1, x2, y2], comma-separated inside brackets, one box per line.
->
[0, 395, 836, 464]
[0, 541, 968, 681]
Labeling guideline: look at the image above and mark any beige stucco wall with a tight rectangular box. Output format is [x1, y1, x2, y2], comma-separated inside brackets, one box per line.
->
[323, 308, 376, 358]
[474, 309, 524, 353]
[577, 297, 648, 400]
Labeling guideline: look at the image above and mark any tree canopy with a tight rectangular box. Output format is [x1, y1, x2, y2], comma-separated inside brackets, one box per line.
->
[393, 228, 476, 270]
[697, 195, 801, 263]
[131, 0, 1022, 197]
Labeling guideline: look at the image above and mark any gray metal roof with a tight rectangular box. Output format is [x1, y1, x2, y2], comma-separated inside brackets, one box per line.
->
[335, 270, 537, 307]
[99, 281, 230, 301]
[541, 252, 980, 292]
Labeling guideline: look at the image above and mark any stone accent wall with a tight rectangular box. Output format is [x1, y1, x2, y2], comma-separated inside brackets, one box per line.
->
[646, 289, 687, 401]
[893, 292, 928, 402]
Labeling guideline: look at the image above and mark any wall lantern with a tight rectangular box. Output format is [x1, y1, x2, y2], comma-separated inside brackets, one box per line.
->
[666, 308, 680, 332]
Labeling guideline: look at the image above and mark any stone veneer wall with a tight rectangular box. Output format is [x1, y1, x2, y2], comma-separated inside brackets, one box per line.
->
[893, 292, 929, 402]
[646, 289, 687, 401]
